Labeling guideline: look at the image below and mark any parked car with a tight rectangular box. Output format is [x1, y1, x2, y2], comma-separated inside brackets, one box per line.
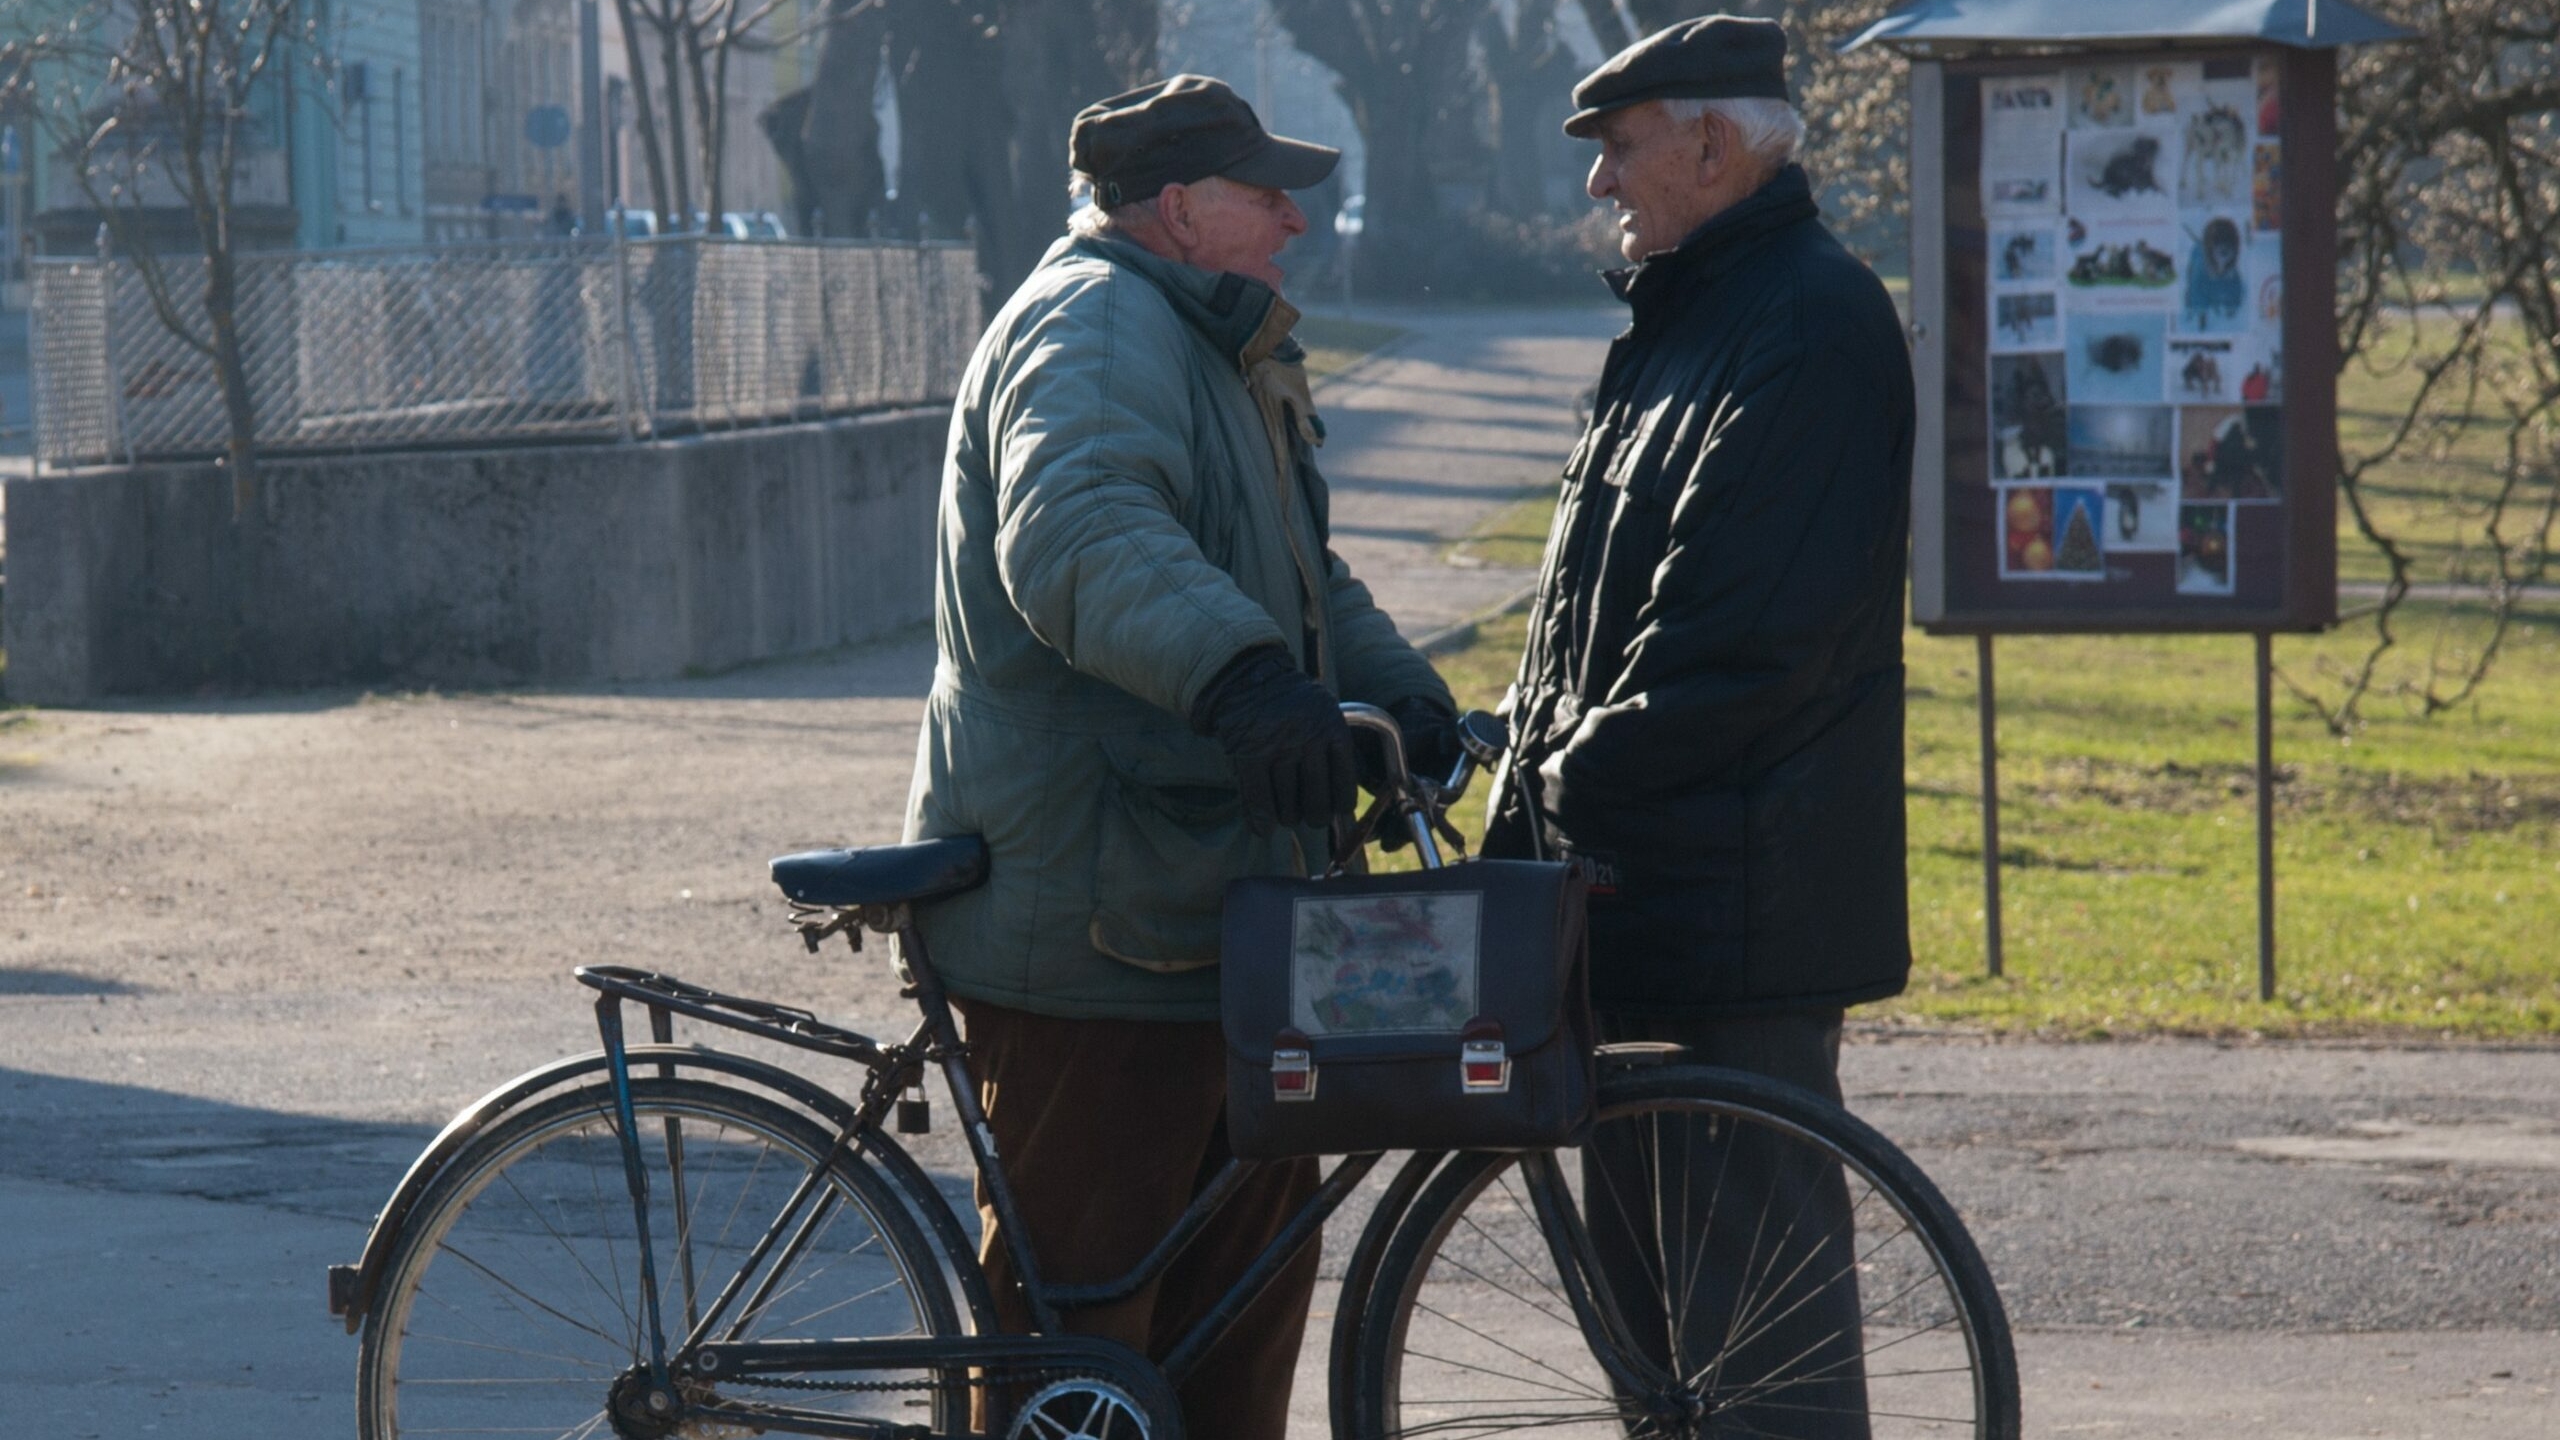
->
[606, 208, 658, 239]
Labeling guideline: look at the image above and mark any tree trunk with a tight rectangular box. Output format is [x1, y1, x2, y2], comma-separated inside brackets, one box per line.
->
[201, 248, 260, 517]
[790, 0, 891, 235]
[614, 0, 677, 218]
[659, 13, 696, 222]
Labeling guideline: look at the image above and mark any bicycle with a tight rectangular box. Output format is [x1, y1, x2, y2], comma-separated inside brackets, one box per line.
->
[328, 705, 2019, 1439]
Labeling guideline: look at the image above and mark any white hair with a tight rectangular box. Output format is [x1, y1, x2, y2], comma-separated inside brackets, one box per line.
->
[1662, 96, 1804, 168]
[1065, 170, 1250, 240]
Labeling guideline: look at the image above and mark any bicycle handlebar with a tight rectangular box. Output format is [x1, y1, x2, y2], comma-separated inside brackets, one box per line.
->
[1337, 703, 1509, 869]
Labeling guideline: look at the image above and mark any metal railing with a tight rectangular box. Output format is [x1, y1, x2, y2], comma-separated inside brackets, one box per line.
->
[26, 234, 982, 468]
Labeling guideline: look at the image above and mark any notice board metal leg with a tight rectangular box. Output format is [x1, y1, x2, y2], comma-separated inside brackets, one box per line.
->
[2254, 632, 2277, 1002]
[1976, 634, 2004, 980]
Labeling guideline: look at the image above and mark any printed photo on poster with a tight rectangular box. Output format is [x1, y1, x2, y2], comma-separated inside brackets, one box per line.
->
[1982, 74, 2065, 217]
[2069, 404, 2174, 479]
[2066, 310, 2167, 405]
[1993, 290, 2061, 351]
[2067, 129, 2178, 221]
[2065, 218, 2179, 298]
[2177, 99, 2250, 209]
[1989, 224, 2059, 284]
[2254, 56, 2281, 134]
[2166, 336, 2238, 403]
[2178, 503, 2236, 594]
[2136, 61, 2198, 120]
[1990, 353, 2069, 479]
[2252, 141, 2283, 230]
[2235, 334, 2282, 403]
[2106, 480, 2179, 552]
[2180, 405, 2284, 501]
[1998, 485, 2106, 581]
[2068, 65, 2136, 129]
[2178, 213, 2251, 333]
[2051, 487, 2108, 577]
[1999, 486, 2055, 577]
[2193, 58, 2246, 111]
[2249, 233, 2284, 324]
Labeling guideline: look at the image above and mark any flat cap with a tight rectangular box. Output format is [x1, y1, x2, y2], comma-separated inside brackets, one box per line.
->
[1071, 74, 1339, 208]
[1565, 15, 1791, 138]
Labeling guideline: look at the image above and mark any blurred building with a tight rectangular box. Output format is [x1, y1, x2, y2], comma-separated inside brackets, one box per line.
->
[12, 0, 803, 254]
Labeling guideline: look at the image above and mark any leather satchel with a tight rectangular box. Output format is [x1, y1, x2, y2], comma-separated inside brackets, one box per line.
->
[1220, 860, 1595, 1160]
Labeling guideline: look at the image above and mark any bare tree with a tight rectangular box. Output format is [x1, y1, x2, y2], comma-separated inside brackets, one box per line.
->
[1, 0, 320, 506]
[777, 0, 1157, 296]
[1265, 0, 1491, 293]
[2292, 0, 2560, 731]
[613, 0, 799, 226]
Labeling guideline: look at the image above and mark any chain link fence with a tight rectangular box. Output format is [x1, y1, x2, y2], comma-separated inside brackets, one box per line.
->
[26, 235, 982, 468]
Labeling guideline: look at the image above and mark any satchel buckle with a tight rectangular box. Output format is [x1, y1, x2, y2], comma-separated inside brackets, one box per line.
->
[1460, 1037, 1511, 1094]
[1272, 1047, 1318, 1102]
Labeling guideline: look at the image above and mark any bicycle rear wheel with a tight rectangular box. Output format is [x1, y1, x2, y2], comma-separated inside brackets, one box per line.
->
[1349, 1064, 2017, 1439]
[356, 1076, 962, 1440]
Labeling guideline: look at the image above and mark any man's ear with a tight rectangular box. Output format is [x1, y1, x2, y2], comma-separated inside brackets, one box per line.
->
[1156, 182, 1197, 247]
[1693, 108, 1729, 185]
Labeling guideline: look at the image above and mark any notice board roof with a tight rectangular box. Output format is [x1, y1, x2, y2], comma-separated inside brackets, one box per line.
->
[1842, 0, 2415, 55]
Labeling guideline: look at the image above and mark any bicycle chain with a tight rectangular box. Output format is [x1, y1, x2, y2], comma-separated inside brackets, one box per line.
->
[719, 1365, 1102, 1396]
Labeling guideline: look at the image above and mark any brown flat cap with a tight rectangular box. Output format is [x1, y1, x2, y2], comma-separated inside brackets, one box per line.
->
[1071, 74, 1340, 208]
[1565, 15, 1791, 138]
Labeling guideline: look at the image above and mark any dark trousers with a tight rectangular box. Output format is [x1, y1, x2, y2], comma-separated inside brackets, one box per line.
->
[953, 998, 1321, 1440]
[1584, 1008, 1873, 1440]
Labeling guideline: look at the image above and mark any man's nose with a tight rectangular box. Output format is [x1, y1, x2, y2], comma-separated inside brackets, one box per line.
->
[1279, 193, 1308, 237]
[1587, 154, 1613, 201]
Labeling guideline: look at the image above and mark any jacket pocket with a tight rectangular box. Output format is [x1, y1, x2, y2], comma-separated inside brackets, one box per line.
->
[1580, 787, 1748, 1009]
[1087, 731, 1297, 973]
[1740, 669, 1910, 997]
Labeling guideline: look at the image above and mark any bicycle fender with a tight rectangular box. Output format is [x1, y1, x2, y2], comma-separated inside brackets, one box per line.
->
[324, 1045, 991, 1335]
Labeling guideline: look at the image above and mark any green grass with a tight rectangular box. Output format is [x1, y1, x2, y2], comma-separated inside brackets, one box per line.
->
[1418, 604, 2560, 1038]
[1448, 492, 1560, 569]
[2333, 307, 2548, 589]
[1297, 315, 1407, 381]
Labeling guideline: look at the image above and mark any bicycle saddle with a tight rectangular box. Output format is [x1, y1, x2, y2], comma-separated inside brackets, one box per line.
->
[769, 836, 989, 908]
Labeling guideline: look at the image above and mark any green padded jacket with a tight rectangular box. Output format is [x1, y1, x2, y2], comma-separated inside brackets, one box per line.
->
[902, 233, 1451, 1020]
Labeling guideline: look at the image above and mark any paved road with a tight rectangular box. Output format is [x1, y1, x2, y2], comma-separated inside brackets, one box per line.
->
[5, 304, 2558, 1438]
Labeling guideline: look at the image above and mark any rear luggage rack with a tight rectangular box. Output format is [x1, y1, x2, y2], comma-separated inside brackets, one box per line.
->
[577, 965, 888, 1065]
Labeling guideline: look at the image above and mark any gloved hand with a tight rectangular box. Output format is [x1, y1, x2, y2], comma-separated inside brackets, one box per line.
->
[1387, 696, 1463, 791]
[1190, 646, 1359, 835]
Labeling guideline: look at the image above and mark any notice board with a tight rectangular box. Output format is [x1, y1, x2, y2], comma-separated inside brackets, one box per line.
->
[1909, 48, 2339, 633]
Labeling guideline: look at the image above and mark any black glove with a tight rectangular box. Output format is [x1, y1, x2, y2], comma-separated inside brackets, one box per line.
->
[1190, 647, 1358, 835]
[1388, 696, 1463, 790]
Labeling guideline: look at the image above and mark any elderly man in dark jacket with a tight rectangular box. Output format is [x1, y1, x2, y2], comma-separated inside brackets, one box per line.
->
[1486, 15, 1912, 1435]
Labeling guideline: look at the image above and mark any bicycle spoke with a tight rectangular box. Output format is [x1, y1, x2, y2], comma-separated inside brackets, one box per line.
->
[1408, 1302, 1612, 1400]
[492, 1162, 639, 1348]
[431, 1240, 626, 1352]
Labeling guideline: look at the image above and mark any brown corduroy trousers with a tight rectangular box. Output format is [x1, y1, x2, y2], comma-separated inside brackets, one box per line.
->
[953, 998, 1322, 1440]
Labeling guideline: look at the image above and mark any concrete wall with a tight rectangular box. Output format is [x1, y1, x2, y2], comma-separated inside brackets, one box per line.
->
[2, 410, 946, 702]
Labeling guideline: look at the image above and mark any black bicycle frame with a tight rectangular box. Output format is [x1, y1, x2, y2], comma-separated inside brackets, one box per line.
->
[584, 917, 1390, 1415]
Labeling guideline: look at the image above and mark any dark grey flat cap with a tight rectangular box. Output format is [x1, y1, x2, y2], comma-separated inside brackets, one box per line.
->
[1071, 74, 1339, 208]
[1565, 15, 1791, 138]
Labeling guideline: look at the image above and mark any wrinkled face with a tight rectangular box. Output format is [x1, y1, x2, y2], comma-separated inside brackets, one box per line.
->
[1163, 176, 1308, 290]
[1586, 101, 1721, 262]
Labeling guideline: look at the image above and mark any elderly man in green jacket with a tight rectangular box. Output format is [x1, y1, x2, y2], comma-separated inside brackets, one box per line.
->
[902, 75, 1455, 1438]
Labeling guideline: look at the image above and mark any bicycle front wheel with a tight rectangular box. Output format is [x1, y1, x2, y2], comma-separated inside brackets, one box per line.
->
[1350, 1064, 2017, 1440]
[356, 1076, 963, 1440]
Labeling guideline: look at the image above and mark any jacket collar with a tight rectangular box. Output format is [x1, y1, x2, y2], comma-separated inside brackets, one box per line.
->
[1603, 163, 1820, 311]
[1054, 233, 1304, 369]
